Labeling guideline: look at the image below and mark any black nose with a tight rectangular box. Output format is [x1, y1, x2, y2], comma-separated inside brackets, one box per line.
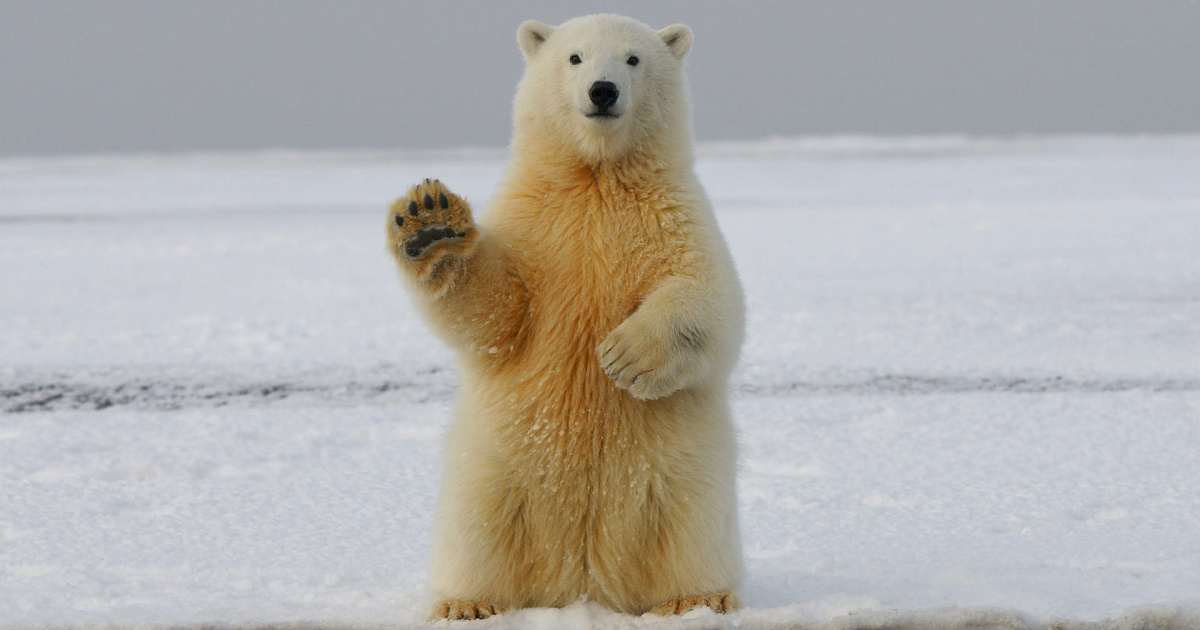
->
[589, 81, 619, 110]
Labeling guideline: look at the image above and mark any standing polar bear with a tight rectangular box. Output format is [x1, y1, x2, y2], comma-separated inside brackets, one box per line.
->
[386, 14, 744, 620]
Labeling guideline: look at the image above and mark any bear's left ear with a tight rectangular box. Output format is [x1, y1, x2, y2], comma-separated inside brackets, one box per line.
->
[657, 24, 693, 60]
[518, 20, 555, 60]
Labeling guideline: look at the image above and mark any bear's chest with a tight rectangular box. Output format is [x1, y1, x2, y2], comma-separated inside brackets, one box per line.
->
[522, 195, 678, 338]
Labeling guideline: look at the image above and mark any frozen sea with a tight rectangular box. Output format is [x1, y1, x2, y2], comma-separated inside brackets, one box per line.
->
[1, 136, 1199, 629]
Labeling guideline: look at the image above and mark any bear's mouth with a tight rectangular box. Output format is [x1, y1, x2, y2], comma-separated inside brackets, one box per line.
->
[586, 112, 621, 119]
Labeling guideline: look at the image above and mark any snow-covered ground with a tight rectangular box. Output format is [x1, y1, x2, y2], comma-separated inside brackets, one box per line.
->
[2, 136, 1199, 629]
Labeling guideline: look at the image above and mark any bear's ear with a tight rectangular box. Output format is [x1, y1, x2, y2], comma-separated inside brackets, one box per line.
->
[517, 20, 555, 60]
[657, 24, 693, 60]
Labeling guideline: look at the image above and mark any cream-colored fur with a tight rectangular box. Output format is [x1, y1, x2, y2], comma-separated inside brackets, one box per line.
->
[386, 14, 744, 619]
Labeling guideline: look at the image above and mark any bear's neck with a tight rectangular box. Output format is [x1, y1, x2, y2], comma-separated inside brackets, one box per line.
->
[509, 122, 694, 190]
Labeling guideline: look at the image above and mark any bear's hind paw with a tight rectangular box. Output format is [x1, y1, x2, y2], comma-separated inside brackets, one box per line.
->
[432, 599, 507, 620]
[650, 592, 739, 616]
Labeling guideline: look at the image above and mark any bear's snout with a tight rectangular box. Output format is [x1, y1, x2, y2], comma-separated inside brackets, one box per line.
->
[588, 81, 619, 111]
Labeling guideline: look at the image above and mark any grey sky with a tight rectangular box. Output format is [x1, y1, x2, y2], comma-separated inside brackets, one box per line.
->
[2, 0, 1199, 157]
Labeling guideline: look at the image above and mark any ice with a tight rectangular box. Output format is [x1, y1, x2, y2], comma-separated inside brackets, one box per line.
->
[1, 136, 1199, 629]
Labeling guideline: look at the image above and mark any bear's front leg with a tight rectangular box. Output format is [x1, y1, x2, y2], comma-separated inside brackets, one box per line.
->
[388, 179, 530, 359]
[597, 277, 722, 400]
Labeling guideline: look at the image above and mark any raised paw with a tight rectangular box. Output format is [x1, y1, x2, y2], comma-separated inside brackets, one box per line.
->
[432, 599, 507, 621]
[387, 178, 476, 263]
[650, 592, 739, 616]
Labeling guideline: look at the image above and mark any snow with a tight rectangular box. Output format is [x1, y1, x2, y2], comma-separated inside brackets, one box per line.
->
[1, 136, 1199, 629]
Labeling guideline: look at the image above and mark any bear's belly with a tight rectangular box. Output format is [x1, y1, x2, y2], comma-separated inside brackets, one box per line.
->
[480, 317, 708, 607]
[500, 308, 651, 470]
[455, 253, 726, 606]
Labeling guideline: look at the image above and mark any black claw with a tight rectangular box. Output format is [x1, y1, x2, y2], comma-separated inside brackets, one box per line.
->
[394, 215, 404, 227]
[439, 193, 449, 209]
[423, 193, 435, 210]
[408, 200, 419, 216]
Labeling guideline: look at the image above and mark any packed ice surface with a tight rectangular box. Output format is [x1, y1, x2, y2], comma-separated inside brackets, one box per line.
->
[1, 136, 1199, 629]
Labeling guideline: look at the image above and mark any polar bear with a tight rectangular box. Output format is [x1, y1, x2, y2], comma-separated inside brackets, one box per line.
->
[386, 14, 744, 620]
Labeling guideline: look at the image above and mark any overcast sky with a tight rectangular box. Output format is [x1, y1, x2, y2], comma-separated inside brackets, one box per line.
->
[2, 0, 1199, 157]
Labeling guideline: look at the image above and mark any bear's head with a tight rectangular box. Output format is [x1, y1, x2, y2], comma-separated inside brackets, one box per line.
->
[512, 14, 694, 166]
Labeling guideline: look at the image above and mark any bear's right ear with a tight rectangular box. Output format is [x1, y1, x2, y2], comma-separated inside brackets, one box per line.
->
[517, 20, 554, 60]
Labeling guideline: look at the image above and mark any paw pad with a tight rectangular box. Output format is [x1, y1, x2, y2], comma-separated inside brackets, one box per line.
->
[405, 226, 467, 258]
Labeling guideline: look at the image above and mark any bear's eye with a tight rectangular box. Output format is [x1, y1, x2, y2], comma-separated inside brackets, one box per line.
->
[627, 56, 639, 66]
[569, 54, 581, 65]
